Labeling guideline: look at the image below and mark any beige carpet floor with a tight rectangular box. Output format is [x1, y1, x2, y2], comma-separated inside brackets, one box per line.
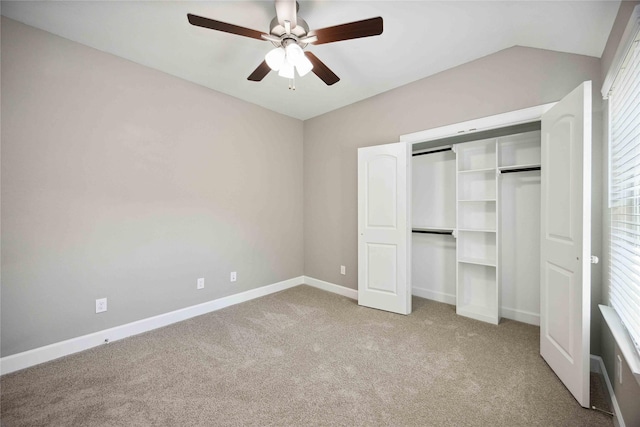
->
[1, 285, 613, 426]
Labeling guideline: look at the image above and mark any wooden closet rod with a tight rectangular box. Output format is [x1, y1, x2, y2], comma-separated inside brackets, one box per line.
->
[412, 147, 452, 157]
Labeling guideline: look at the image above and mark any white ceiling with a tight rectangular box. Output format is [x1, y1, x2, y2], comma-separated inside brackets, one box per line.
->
[1, 1, 621, 120]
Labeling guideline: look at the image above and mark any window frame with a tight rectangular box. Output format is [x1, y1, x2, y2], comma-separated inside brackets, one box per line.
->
[602, 3, 640, 385]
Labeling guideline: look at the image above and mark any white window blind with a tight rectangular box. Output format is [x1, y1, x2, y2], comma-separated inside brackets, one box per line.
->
[609, 31, 640, 356]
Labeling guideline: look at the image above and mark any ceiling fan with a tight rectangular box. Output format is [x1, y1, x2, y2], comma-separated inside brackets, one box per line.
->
[187, 0, 383, 87]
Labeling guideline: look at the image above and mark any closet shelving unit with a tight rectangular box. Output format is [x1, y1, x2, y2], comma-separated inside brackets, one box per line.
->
[454, 139, 499, 324]
[452, 131, 541, 325]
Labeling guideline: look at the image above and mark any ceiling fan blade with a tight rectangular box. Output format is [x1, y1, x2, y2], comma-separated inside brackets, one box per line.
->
[309, 17, 383, 45]
[261, 34, 282, 43]
[299, 35, 318, 44]
[247, 61, 272, 82]
[187, 13, 265, 40]
[275, 0, 297, 29]
[304, 52, 339, 86]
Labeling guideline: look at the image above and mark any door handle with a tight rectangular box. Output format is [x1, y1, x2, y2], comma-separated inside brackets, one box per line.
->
[591, 255, 599, 264]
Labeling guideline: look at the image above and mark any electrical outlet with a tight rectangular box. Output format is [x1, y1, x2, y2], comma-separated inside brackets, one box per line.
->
[340, 265, 346, 275]
[230, 271, 237, 282]
[197, 278, 205, 290]
[96, 298, 107, 314]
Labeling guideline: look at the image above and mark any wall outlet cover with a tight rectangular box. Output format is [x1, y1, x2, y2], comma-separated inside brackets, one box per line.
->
[340, 265, 346, 275]
[197, 278, 205, 289]
[96, 298, 107, 314]
[230, 272, 237, 282]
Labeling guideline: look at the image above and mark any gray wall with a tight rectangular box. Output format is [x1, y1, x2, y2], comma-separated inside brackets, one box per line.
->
[303, 45, 604, 353]
[1, 17, 304, 357]
[0, 7, 625, 394]
[599, 2, 640, 426]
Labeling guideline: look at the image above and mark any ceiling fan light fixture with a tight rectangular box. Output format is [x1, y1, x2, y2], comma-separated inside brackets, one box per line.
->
[278, 60, 295, 79]
[285, 43, 304, 66]
[188, 8, 384, 86]
[265, 47, 286, 71]
[295, 54, 313, 77]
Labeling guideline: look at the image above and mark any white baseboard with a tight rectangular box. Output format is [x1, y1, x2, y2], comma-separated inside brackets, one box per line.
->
[303, 276, 357, 299]
[591, 354, 625, 427]
[0, 274, 544, 375]
[410, 287, 539, 326]
[1, 276, 305, 375]
[500, 306, 540, 326]
[412, 287, 455, 305]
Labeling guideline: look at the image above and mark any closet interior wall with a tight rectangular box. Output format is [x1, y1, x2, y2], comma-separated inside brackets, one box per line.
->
[498, 131, 541, 324]
[411, 128, 542, 325]
[412, 149, 457, 304]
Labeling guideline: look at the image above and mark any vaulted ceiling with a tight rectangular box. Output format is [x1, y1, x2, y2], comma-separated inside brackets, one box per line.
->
[1, 1, 621, 120]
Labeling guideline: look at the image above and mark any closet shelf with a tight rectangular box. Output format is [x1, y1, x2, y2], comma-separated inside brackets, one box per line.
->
[458, 199, 497, 203]
[458, 257, 497, 267]
[457, 228, 496, 233]
[457, 167, 496, 174]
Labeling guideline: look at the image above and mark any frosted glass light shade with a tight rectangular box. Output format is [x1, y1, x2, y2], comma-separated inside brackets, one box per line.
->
[295, 54, 313, 77]
[278, 60, 295, 79]
[285, 43, 304, 66]
[265, 47, 285, 71]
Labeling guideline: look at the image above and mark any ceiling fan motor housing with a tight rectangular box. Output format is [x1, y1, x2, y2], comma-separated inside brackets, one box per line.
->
[268, 17, 310, 48]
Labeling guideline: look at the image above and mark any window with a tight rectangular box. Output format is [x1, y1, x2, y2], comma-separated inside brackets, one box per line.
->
[608, 25, 640, 356]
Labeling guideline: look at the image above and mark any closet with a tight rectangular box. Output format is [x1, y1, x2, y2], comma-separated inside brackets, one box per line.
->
[411, 127, 541, 325]
[357, 81, 593, 408]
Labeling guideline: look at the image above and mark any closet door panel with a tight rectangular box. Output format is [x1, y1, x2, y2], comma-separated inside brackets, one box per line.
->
[540, 81, 591, 408]
[545, 119, 573, 241]
[366, 155, 398, 228]
[358, 142, 411, 315]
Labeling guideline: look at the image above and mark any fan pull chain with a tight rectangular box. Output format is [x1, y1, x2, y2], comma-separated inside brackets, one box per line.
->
[289, 75, 296, 90]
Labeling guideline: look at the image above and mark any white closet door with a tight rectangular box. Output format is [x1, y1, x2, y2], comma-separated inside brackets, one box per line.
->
[540, 81, 591, 407]
[358, 142, 411, 315]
